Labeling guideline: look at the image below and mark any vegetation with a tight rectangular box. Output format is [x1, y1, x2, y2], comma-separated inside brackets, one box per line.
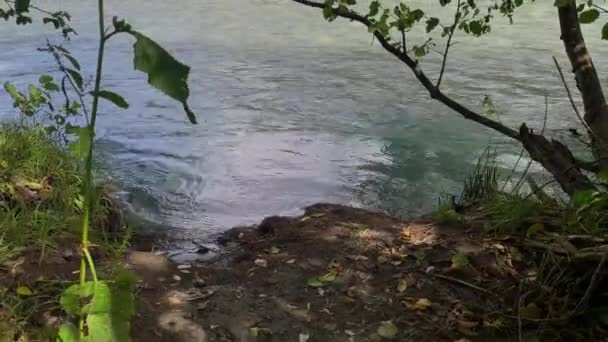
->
[1, 0, 196, 340]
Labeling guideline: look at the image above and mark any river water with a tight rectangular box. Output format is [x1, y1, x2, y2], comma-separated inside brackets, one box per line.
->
[1, 0, 606, 243]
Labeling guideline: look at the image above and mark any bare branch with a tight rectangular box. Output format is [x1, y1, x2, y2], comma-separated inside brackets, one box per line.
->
[436, 0, 461, 89]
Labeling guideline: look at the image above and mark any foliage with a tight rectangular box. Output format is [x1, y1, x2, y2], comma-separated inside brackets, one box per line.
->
[2, 0, 198, 340]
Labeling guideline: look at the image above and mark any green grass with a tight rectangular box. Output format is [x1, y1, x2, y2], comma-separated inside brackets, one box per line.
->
[0, 124, 82, 252]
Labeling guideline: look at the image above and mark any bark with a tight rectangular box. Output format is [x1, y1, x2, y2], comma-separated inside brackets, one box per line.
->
[520, 124, 595, 196]
[558, 1, 608, 169]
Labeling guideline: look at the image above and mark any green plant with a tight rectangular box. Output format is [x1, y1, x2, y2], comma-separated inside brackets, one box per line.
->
[5, 0, 200, 339]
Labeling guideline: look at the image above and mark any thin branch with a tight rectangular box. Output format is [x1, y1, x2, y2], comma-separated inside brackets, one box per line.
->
[427, 272, 493, 295]
[591, 4, 608, 14]
[5, 0, 78, 35]
[401, 29, 406, 55]
[436, 0, 461, 89]
[553, 56, 596, 140]
[290, 0, 521, 141]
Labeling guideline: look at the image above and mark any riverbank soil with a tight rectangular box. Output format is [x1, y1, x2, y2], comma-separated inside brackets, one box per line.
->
[2, 202, 606, 341]
[127, 203, 608, 342]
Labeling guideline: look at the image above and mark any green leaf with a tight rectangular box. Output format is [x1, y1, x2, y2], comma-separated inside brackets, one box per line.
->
[68, 126, 91, 160]
[60, 282, 95, 316]
[579, 9, 599, 24]
[469, 20, 483, 35]
[86, 282, 133, 342]
[306, 278, 325, 287]
[63, 54, 81, 71]
[15, 0, 30, 13]
[414, 46, 426, 57]
[56, 323, 79, 342]
[602, 23, 608, 40]
[369, 1, 380, 17]
[43, 82, 60, 92]
[318, 269, 337, 283]
[4, 82, 23, 101]
[39, 75, 53, 84]
[426, 17, 440, 33]
[66, 68, 83, 91]
[130, 31, 197, 124]
[91, 90, 129, 109]
[16, 286, 33, 296]
[572, 190, 595, 208]
[553, 0, 570, 7]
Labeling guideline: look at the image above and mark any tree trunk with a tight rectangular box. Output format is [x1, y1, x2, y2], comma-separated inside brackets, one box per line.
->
[558, 1, 608, 169]
[520, 124, 595, 196]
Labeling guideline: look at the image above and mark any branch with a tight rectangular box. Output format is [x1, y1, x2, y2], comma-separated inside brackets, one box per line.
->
[436, 0, 461, 89]
[553, 56, 596, 140]
[290, 0, 521, 140]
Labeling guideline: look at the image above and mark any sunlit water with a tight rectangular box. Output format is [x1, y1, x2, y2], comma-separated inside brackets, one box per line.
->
[1, 0, 607, 244]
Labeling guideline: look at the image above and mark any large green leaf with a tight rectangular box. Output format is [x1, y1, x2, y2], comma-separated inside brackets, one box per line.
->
[60, 282, 95, 317]
[130, 32, 197, 124]
[579, 9, 599, 24]
[87, 282, 133, 342]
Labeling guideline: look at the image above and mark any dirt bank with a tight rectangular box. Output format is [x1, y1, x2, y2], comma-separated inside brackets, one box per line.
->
[4, 203, 606, 341]
[127, 203, 569, 342]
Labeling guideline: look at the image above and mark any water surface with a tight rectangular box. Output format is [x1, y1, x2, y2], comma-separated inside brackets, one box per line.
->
[1, 0, 605, 241]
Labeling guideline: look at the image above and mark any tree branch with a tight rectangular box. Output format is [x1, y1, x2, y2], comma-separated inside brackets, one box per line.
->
[290, 0, 521, 140]
[436, 0, 461, 89]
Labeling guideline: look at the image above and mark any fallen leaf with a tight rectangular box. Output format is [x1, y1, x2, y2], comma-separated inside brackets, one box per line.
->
[377, 320, 398, 339]
[177, 264, 192, 270]
[344, 329, 356, 336]
[255, 259, 268, 268]
[270, 246, 281, 254]
[299, 333, 310, 342]
[250, 327, 260, 337]
[319, 269, 337, 283]
[307, 278, 324, 288]
[16, 286, 33, 296]
[414, 298, 432, 311]
[172, 274, 182, 282]
[286, 259, 296, 264]
[197, 301, 209, 311]
[397, 279, 408, 293]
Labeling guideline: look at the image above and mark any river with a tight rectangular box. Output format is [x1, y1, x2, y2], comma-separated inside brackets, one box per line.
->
[1, 0, 606, 245]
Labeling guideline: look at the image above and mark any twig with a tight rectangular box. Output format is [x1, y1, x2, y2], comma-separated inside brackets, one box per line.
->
[573, 252, 607, 313]
[553, 56, 597, 141]
[401, 29, 406, 56]
[427, 272, 493, 295]
[436, 0, 461, 89]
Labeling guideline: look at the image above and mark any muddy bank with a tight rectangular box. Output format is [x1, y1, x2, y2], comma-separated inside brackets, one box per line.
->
[5, 203, 605, 341]
[126, 203, 561, 342]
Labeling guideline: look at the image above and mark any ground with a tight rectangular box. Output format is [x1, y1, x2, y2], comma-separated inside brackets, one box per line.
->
[2, 203, 607, 341]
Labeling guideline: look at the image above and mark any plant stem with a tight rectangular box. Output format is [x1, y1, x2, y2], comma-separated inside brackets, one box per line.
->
[79, 0, 105, 336]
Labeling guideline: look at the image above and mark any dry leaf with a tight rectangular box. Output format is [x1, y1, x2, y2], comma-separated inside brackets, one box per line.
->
[270, 246, 281, 254]
[254, 259, 268, 268]
[414, 298, 432, 311]
[377, 320, 398, 339]
[397, 279, 408, 293]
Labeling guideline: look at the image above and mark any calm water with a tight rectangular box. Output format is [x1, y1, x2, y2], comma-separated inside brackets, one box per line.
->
[1, 0, 606, 241]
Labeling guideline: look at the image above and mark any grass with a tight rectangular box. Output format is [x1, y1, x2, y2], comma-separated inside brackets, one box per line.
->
[0, 123, 129, 339]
